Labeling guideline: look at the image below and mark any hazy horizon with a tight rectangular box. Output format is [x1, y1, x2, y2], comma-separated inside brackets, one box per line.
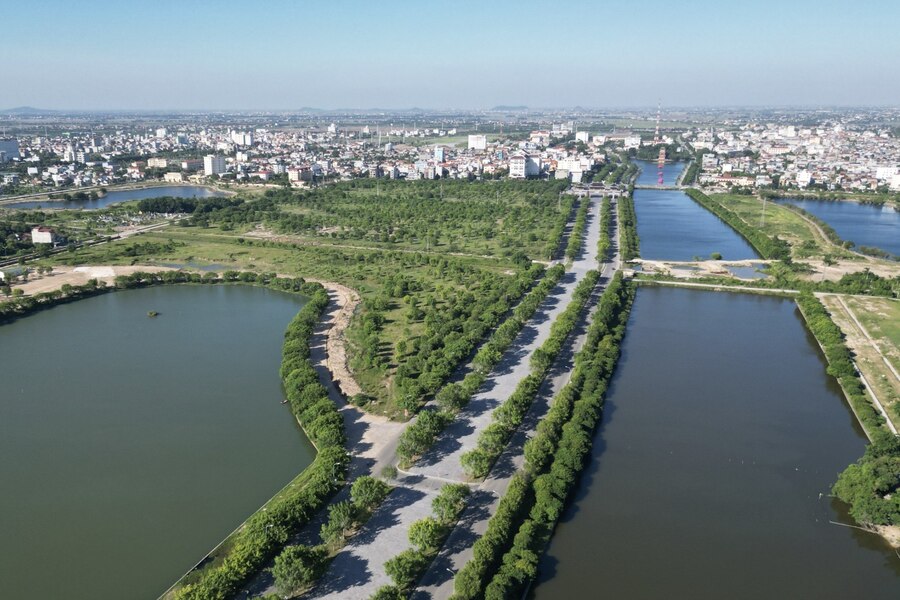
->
[5, 0, 900, 110]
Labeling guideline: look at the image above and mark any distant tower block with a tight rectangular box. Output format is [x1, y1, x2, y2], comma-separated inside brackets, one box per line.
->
[658, 145, 666, 185]
[654, 101, 664, 185]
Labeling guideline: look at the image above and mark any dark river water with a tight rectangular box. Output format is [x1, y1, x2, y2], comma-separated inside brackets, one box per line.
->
[633, 159, 687, 187]
[775, 198, 899, 257]
[0, 285, 315, 599]
[633, 189, 760, 261]
[3, 185, 224, 210]
[534, 287, 899, 599]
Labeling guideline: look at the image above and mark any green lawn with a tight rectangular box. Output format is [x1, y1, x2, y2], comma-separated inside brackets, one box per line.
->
[712, 194, 857, 260]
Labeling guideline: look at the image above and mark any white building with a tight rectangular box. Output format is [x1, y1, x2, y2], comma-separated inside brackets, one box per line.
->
[204, 155, 226, 176]
[231, 131, 254, 146]
[468, 134, 487, 151]
[164, 172, 185, 183]
[575, 131, 591, 144]
[875, 166, 898, 181]
[31, 227, 57, 245]
[890, 173, 900, 191]
[147, 157, 168, 168]
[510, 154, 541, 179]
[434, 146, 446, 162]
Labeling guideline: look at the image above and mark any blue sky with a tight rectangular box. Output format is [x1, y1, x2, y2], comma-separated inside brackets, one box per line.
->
[4, 0, 899, 110]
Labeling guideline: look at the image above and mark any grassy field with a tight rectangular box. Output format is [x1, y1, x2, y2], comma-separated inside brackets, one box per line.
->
[36, 180, 571, 417]
[821, 294, 900, 427]
[268, 179, 569, 261]
[842, 295, 900, 374]
[712, 193, 860, 260]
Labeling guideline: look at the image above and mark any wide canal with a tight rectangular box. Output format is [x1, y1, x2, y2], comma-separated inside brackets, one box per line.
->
[534, 287, 899, 598]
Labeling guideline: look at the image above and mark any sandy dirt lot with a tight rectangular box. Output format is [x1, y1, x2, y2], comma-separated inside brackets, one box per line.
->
[10, 265, 176, 296]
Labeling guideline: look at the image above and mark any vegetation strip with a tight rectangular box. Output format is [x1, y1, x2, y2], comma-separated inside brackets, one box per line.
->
[636, 268, 898, 298]
[270, 475, 392, 598]
[596, 197, 612, 262]
[460, 270, 600, 479]
[795, 293, 900, 541]
[684, 189, 790, 260]
[617, 192, 639, 261]
[396, 264, 566, 467]
[452, 273, 635, 598]
[564, 198, 590, 261]
[372, 484, 471, 599]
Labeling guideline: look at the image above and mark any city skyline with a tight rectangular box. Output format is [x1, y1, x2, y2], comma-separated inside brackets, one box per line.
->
[5, 0, 900, 110]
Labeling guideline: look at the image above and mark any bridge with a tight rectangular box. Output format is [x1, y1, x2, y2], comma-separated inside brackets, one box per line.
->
[633, 183, 689, 191]
[569, 182, 628, 199]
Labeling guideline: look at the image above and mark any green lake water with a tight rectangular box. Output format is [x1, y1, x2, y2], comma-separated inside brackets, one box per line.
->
[0, 285, 316, 599]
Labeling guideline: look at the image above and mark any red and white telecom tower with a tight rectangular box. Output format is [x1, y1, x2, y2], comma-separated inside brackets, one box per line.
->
[653, 101, 666, 185]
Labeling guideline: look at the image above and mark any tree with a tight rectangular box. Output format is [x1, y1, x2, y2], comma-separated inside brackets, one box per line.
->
[436, 383, 466, 413]
[384, 548, 428, 591]
[432, 483, 470, 524]
[370, 584, 406, 600]
[408, 517, 446, 552]
[320, 500, 356, 548]
[351, 476, 390, 513]
[271, 545, 328, 596]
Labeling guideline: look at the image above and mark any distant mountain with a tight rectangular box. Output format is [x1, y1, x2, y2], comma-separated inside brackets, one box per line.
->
[491, 105, 528, 111]
[3, 106, 60, 115]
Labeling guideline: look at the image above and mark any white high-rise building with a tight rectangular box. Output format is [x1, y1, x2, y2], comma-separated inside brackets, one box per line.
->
[204, 154, 226, 176]
[575, 131, 591, 144]
[468, 134, 487, 150]
[231, 131, 254, 146]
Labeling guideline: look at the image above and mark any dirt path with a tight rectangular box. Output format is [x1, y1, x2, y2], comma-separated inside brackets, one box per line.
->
[304, 278, 363, 399]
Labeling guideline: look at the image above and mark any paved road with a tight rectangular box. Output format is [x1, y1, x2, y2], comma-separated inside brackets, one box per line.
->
[304, 194, 616, 600]
[412, 196, 620, 600]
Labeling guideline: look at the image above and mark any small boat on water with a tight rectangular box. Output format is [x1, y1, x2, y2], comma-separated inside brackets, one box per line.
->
[147, 311, 159, 317]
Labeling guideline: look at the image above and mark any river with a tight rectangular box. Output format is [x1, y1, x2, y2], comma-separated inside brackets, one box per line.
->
[633, 159, 688, 187]
[775, 198, 899, 257]
[633, 188, 759, 261]
[3, 185, 225, 210]
[533, 287, 900, 599]
[0, 285, 316, 599]
[631, 160, 759, 261]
